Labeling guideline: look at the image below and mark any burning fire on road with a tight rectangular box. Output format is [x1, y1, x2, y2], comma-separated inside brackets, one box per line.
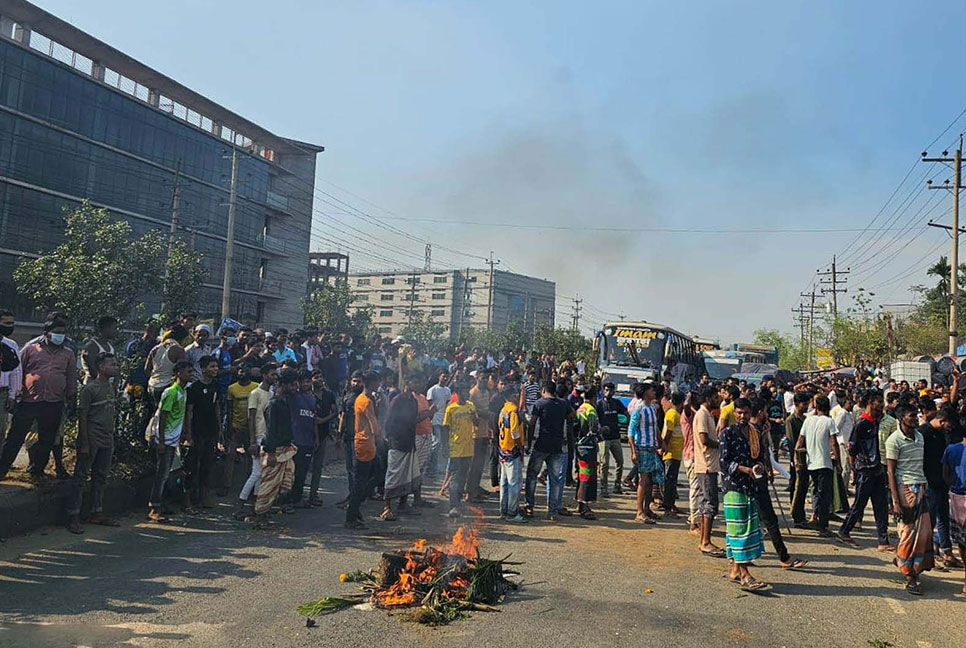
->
[298, 526, 521, 625]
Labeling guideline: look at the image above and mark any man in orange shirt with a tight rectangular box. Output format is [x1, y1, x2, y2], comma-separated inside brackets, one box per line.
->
[345, 371, 381, 529]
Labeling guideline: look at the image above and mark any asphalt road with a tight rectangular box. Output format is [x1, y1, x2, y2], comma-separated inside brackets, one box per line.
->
[0, 452, 964, 648]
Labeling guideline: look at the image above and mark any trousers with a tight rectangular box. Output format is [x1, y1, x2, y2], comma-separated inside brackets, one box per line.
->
[840, 468, 890, 545]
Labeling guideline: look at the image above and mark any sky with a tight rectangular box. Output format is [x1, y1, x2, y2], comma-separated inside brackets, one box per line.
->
[35, 0, 966, 341]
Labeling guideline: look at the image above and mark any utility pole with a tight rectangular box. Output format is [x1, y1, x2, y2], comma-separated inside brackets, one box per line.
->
[790, 305, 809, 344]
[456, 268, 470, 340]
[486, 251, 500, 329]
[619, 310, 626, 322]
[160, 159, 182, 315]
[818, 255, 849, 319]
[408, 272, 417, 326]
[571, 295, 583, 331]
[424, 244, 431, 272]
[220, 148, 239, 322]
[802, 288, 817, 369]
[922, 135, 962, 355]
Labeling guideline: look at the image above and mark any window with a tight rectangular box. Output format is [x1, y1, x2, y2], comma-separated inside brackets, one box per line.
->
[432, 292, 446, 300]
[380, 309, 393, 317]
[380, 293, 394, 302]
[431, 309, 445, 317]
[354, 293, 369, 302]
[434, 275, 447, 284]
[406, 277, 421, 285]
[357, 278, 370, 286]
[409, 293, 420, 301]
[378, 326, 392, 334]
[381, 277, 395, 285]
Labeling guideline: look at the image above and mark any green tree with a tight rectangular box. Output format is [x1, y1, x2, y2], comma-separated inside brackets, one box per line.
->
[14, 201, 166, 336]
[399, 310, 448, 353]
[752, 328, 809, 370]
[303, 280, 374, 340]
[160, 240, 207, 323]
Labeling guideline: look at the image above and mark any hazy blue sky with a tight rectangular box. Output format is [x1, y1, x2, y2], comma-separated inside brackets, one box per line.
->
[37, 0, 966, 341]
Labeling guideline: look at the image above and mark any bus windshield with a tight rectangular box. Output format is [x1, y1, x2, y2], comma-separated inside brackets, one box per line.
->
[600, 327, 667, 369]
[703, 357, 739, 380]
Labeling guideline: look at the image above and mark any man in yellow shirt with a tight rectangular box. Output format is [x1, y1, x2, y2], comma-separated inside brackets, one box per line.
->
[222, 364, 259, 495]
[717, 385, 739, 433]
[443, 381, 478, 518]
[498, 387, 527, 523]
[662, 391, 685, 515]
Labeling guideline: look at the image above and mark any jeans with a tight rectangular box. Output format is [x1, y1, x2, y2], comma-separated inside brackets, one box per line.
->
[290, 445, 315, 504]
[840, 468, 890, 545]
[430, 423, 448, 476]
[499, 456, 523, 516]
[663, 458, 681, 508]
[239, 453, 262, 501]
[0, 401, 64, 475]
[309, 443, 326, 501]
[342, 434, 355, 494]
[755, 480, 790, 563]
[66, 444, 113, 516]
[598, 439, 623, 493]
[345, 457, 374, 522]
[448, 456, 472, 511]
[525, 450, 565, 514]
[183, 435, 216, 503]
[790, 451, 812, 524]
[489, 438, 500, 488]
[927, 485, 952, 552]
[466, 437, 490, 497]
[809, 468, 833, 529]
[149, 445, 177, 508]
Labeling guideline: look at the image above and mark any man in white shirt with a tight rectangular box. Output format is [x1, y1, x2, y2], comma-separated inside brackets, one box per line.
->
[426, 371, 452, 478]
[830, 389, 854, 488]
[793, 395, 840, 536]
[0, 309, 21, 447]
[783, 385, 795, 415]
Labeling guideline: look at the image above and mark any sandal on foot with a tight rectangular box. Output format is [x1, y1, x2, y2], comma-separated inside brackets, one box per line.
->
[740, 578, 770, 592]
[379, 511, 397, 522]
[700, 547, 726, 558]
[781, 559, 809, 570]
[905, 581, 923, 596]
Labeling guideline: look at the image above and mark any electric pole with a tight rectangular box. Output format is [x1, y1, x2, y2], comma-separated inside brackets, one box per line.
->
[456, 268, 470, 340]
[922, 135, 962, 355]
[424, 244, 431, 272]
[486, 251, 500, 329]
[161, 159, 182, 315]
[818, 255, 849, 319]
[571, 295, 583, 331]
[794, 289, 819, 369]
[408, 272, 417, 326]
[619, 310, 626, 322]
[221, 148, 239, 322]
[790, 305, 809, 344]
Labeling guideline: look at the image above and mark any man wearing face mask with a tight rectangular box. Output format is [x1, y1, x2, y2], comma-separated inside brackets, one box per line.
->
[0, 317, 77, 481]
[0, 310, 22, 450]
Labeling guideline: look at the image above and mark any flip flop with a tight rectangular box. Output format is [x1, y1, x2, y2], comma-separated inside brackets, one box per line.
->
[905, 581, 923, 596]
[723, 574, 741, 584]
[700, 547, 726, 558]
[781, 559, 809, 570]
[740, 578, 770, 592]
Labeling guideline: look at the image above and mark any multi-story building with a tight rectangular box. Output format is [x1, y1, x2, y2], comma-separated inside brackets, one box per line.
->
[348, 268, 555, 341]
[0, 0, 322, 330]
[307, 252, 349, 293]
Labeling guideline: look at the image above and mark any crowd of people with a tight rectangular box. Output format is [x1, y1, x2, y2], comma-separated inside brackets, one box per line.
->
[1, 309, 965, 599]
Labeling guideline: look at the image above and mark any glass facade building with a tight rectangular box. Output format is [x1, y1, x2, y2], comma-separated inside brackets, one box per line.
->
[0, 3, 320, 328]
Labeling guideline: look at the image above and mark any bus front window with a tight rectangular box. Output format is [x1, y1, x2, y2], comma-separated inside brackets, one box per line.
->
[602, 332, 666, 369]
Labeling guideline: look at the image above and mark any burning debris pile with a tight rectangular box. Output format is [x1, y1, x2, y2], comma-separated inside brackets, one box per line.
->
[298, 527, 520, 625]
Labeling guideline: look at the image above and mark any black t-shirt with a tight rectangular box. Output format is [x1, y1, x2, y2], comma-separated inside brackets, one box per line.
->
[315, 387, 337, 438]
[342, 392, 359, 441]
[597, 397, 627, 441]
[531, 396, 569, 454]
[919, 422, 950, 491]
[187, 380, 219, 436]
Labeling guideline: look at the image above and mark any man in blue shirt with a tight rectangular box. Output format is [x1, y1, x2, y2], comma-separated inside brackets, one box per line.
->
[629, 382, 665, 524]
[524, 382, 573, 520]
[272, 328, 299, 365]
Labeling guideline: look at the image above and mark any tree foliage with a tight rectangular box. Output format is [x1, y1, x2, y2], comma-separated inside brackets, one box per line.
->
[14, 202, 169, 335]
[303, 281, 374, 341]
[160, 240, 208, 324]
[399, 310, 448, 353]
[752, 328, 809, 370]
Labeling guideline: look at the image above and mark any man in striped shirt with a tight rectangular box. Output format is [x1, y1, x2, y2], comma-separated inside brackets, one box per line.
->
[629, 382, 665, 524]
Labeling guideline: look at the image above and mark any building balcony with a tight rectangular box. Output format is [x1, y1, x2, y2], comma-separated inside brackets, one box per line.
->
[254, 232, 292, 255]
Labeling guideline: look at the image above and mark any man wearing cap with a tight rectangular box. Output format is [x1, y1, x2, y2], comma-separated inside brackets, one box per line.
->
[184, 325, 211, 381]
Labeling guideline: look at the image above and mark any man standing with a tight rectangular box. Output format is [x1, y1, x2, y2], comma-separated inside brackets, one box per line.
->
[0, 309, 22, 449]
[183, 356, 221, 510]
[662, 391, 685, 515]
[66, 352, 120, 534]
[443, 381, 478, 518]
[288, 370, 320, 508]
[308, 370, 338, 507]
[831, 389, 855, 488]
[786, 392, 810, 506]
[887, 403, 934, 595]
[427, 371, 451, 478]
[920, 407, 959, 568]
[837, 390, 894, 551]
[498, 386, 526, 522]
[693, 386, 724, 556]
[183, 325, 211, 381]
[253, 369, 299, 525]
[337, 371, 364, 507]
[382, 383, 422, 521]
[345, 371, 381, 529]
[0, 317, 77, 481]
[793, 396, 839, 537]
[235, 363, 276, 518]
[466, 370, 493, 500]
[575, 386, 602, 520]
[147, 360, 192, 523]
[223, 364, 258, 495]
[596, 382, 627, 496]
[81, 316, 117, 383]
[525, 381, 571, 520]
[629, 382, 665, 524]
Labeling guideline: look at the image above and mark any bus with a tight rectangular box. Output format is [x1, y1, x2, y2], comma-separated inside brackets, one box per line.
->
[594, 321, 701, 398]
[700, 349, 767, 381]
[732, 343, 778, 366]
[693, 337, 721, 353]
